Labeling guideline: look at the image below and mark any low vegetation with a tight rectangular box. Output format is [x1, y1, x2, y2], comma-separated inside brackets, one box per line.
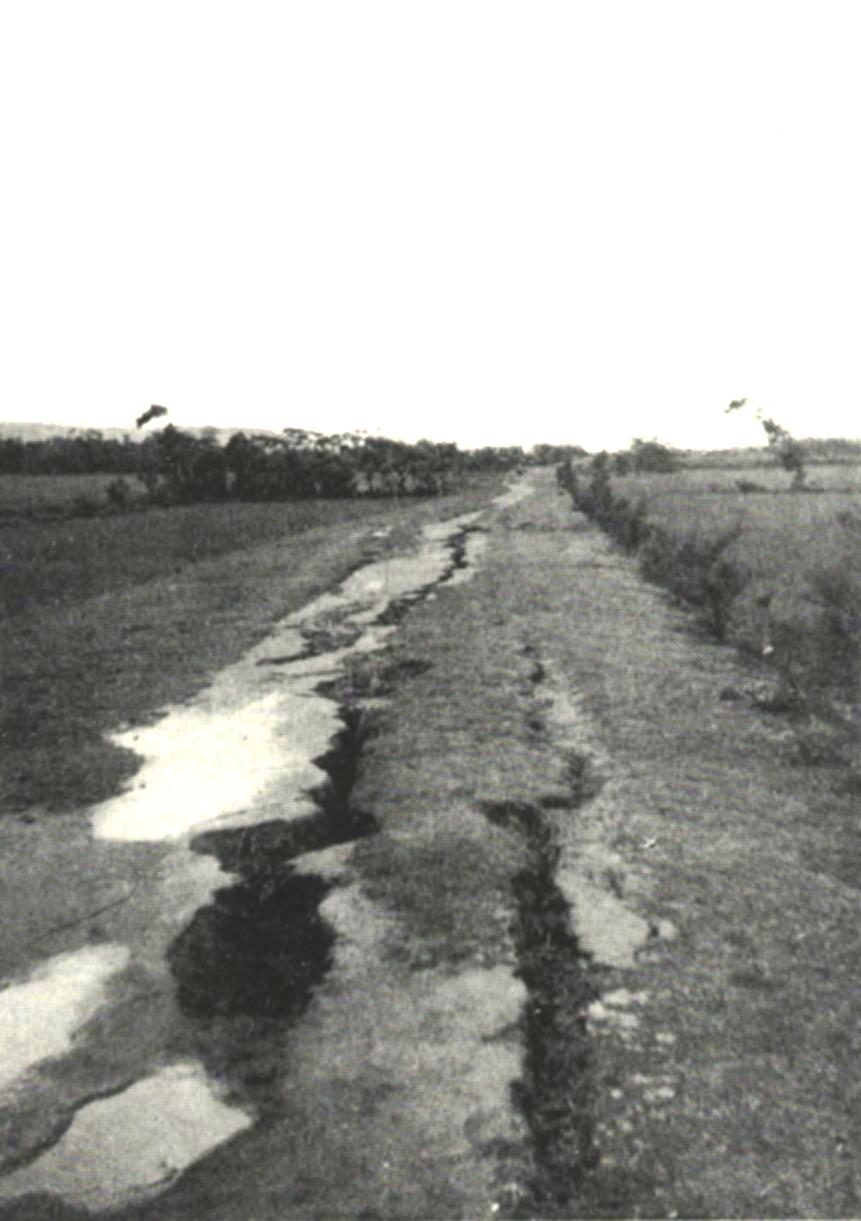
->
[561, 454, 861, 768]
[0, 472, 148, 520]
[559, 454, 748, 642]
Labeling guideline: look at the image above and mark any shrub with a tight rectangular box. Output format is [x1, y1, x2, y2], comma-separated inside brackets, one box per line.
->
[639, 524, 747, 640]
[804, 563, 861, 700]
[105, 476, 134, 511]
[735, 478, 767, 494]
[560, 445, 749, 640]
[701, 552, 749, 641]
[588, 452, 613, 514]
[630, 438, 680, 473]
[555, 458, 575, 493]
[761, 418, 807, 489]
[599, 495, 652, 553]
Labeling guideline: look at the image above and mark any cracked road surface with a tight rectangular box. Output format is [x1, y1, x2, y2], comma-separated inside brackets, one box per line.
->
[2, 469, 860, 1218]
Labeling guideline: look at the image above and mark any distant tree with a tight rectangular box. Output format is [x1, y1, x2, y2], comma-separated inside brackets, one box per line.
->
[629, 438, 680, 473]
[531, 443, 588, 466]
[0, 438, 25, 473]
[726, 398, 807, 489]
[761, 417, 807, 489]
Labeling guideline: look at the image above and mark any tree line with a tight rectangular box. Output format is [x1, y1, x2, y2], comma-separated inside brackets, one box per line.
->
[0, 426, 569, 503]
[0, 430, 140, 476]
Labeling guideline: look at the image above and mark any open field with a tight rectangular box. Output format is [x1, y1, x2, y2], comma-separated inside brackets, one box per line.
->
[611, 464, 861, 694]
[0, 474, 504, 812]
[0, 493, 486, 619]
[0, 473, 147, 518]
[676, 438, 861, 470]
[627, 462, 861, 494]
[614, 463, 861, 596]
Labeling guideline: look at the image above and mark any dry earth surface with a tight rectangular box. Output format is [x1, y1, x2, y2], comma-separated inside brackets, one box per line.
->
[1, 470, 859, 1218]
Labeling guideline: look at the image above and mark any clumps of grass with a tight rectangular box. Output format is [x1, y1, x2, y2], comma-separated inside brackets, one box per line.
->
[791, 717, 855, 768]
[564, 455, 749, 641]
[835, 506, 861, 532]
[638, 523, 747, 641]
[105, 476, 135, 511]
[566, 452, 861, 787]
[804, 563, 861, 700]
[561, 751, 603, 805]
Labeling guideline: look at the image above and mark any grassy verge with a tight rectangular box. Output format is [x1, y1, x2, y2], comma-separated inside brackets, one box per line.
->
[0, 476, 504, 813]
[562, 459, 861, 771]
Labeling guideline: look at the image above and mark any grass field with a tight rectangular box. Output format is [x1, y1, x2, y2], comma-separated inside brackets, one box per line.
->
[610, 463, 861, 717]
[0, 495, 463, 619]
[615, 462, 861, 592]
[0, 474, 505, 812]
[0, 473, 147, 517]
[624, 462, 861, 495]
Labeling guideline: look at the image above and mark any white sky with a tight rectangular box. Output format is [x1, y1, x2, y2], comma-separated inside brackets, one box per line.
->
[1, 1, 860, 451]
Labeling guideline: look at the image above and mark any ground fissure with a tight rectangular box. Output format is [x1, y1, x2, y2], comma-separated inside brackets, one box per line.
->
[164, 519, 489, 1122]
[6, 469, 861, 1218]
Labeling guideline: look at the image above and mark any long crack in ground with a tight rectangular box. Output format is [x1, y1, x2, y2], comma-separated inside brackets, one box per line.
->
[480, 642, 611, 1218]
[165, 525, 480, 1129]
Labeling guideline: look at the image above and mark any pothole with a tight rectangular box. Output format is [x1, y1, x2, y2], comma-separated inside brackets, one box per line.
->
[173, 703, 380, 1025]
[168, 870, 334, 1020]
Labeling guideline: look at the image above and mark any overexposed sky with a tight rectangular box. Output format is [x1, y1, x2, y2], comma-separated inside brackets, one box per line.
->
[1, 1, 859, 451]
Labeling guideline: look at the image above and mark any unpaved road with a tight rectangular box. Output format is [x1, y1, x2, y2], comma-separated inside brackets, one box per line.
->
[2, 470, 860, 1218]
